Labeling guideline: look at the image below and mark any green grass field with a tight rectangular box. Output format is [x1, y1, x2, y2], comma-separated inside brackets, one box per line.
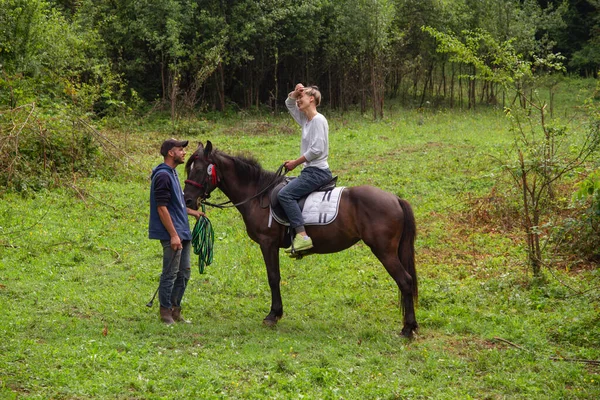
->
[1, 87, 600, 398]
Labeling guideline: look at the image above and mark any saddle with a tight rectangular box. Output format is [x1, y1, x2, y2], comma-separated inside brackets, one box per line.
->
[269, 176, 339, 226]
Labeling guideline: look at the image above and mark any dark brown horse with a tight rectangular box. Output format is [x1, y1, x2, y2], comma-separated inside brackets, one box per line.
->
[183, 141, 418, 337]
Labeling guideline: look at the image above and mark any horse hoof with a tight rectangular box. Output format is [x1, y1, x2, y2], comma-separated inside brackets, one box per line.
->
[263, 313, 282, 327]
[401, 325, 418, 339]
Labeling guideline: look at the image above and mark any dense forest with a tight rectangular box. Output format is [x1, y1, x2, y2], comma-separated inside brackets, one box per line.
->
[1, 0, 599, 118]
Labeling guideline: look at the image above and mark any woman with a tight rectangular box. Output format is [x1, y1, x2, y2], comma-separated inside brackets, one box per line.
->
[278, 83, 332, 254]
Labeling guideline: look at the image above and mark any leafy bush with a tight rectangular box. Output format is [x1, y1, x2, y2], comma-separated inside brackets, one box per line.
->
[0, 105, 102, 192]
[563, 170, 600, 262]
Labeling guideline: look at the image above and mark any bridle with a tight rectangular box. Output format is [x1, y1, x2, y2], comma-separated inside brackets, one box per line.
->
[184, 155, 218, 201]
[185, 157, 288, 209]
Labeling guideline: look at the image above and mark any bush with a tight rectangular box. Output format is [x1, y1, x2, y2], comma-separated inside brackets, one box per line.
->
[0, 105, 102, 192]
[561, 170, 600, 263]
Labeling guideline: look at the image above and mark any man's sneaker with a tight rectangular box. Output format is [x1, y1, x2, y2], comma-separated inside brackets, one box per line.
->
[284, 234, 313, 253]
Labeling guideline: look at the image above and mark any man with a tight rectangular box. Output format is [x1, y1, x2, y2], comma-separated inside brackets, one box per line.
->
[149, 138, 202, 324]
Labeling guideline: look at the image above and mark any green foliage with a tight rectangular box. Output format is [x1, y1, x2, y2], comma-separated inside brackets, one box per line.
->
[1, 0, 593, 115]
[500, 86, 600, 274]
[0, 0, 126, 116]
[423, 26, 565, 88]
[575, 169, 600, 212]
[570, 41, 600, 76]
[554, 0, 600, 77]
[560, 80, 600, 262]
[571, 169, 600, 260]
[0, 105, 112, 192]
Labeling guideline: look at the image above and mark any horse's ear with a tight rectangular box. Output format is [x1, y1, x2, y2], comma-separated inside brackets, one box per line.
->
[204, 140, 213, 159]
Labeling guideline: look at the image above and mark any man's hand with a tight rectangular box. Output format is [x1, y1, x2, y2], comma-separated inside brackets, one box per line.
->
[170, 235, 183, 251]
[187, 208, 205, 220]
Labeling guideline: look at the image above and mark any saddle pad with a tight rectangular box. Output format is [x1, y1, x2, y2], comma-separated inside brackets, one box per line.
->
[270, 187, 345, 226]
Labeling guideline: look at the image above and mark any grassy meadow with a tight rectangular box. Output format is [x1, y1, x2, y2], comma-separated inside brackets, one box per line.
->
[1, 82, 600, 398]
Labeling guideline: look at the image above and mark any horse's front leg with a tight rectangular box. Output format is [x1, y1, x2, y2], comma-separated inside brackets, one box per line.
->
[259, 243, 283, 326]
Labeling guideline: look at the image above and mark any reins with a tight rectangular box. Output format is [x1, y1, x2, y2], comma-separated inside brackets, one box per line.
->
[191, 203, 214, 273]
[200, 163, 288, 209]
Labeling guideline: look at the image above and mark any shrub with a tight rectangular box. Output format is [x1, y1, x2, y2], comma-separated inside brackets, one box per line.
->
[562, 170, 600, 263]
[0, 105, 101, 192]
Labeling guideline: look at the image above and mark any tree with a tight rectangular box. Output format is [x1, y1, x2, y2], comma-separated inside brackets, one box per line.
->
[0, 0, 118, 112]
[504, 93, 600, 276]
[567, 0, 600, 76]
[422, 25, 598, 277]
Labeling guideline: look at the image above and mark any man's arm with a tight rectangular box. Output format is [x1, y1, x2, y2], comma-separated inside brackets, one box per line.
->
[157, 205, 182, 250]
[187, 207, 204, 220]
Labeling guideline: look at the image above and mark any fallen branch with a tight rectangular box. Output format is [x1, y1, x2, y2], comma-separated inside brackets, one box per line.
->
[76, 118, 141, 168]
[68, 183, 89, 205]
[98, 246, 121, 262]
[493, 337, 530, 352]
[0, 209, 50, 236]
[68, 183, 117, 210]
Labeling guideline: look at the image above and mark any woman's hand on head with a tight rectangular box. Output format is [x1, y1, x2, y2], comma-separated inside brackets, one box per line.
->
[293, 83, 305, 98]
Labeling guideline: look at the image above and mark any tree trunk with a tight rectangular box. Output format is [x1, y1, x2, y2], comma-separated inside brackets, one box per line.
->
[419, 62, 434, 108]
[328, 68, 333, 109]
[372, 60, 376, 120]
[469, 65, 476, 109]
[440, 62, 446, 99]
[169, 68, 178, 122]
[371, 57, 383, 120]
[360, 58, 367, 114]
[459, 64, 463, 109]
[412, 63, 419, 102]
[161, 54, 166, 104]
[217, 62, 225, 111]
[274, 48, 279, 114]
[450, 64, 455, 108]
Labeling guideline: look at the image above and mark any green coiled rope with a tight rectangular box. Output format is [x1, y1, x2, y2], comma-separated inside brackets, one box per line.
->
[191, 204, 214, 274]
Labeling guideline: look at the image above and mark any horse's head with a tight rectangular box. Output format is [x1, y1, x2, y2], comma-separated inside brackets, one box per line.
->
[184, 140, 219, 210]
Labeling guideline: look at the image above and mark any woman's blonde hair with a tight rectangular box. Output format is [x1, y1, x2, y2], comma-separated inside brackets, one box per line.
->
[304, 85, 321, 107]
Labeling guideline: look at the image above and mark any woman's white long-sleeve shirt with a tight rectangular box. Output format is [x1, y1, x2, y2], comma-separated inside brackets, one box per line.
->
[285, 97, 329, 169]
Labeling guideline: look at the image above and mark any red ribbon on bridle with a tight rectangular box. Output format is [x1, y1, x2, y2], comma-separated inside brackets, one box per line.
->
[209, 163, 217, 186]
[184, 161, 218, 191]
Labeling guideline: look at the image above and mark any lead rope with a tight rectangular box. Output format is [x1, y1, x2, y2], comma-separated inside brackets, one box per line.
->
[192, 203, 214, 273]
[201, 163, 288, 209]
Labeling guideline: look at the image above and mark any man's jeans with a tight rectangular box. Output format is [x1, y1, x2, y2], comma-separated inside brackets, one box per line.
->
[278, 166, 332, 232]
[158, 240, 191, 309]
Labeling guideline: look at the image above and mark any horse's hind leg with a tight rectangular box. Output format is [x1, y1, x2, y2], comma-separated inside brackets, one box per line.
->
[369, 246, 418, 338]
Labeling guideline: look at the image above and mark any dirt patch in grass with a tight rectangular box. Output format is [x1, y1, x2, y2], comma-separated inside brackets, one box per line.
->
[440, 183, 599, 273]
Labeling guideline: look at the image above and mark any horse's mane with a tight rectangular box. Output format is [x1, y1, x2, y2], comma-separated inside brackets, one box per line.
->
[186, 146, 284, 188]
[219, 150, 284, 188]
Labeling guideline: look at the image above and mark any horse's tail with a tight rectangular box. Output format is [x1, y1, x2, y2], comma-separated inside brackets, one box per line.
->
[397, 198, 417, 305]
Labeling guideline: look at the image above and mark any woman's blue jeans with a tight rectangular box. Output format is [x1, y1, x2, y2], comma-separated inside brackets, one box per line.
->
[158, 240, 191, 309]
[277, 166, 332, 233]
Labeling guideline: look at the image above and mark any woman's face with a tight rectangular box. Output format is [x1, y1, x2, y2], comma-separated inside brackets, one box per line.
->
[296, 91, 313, 111]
